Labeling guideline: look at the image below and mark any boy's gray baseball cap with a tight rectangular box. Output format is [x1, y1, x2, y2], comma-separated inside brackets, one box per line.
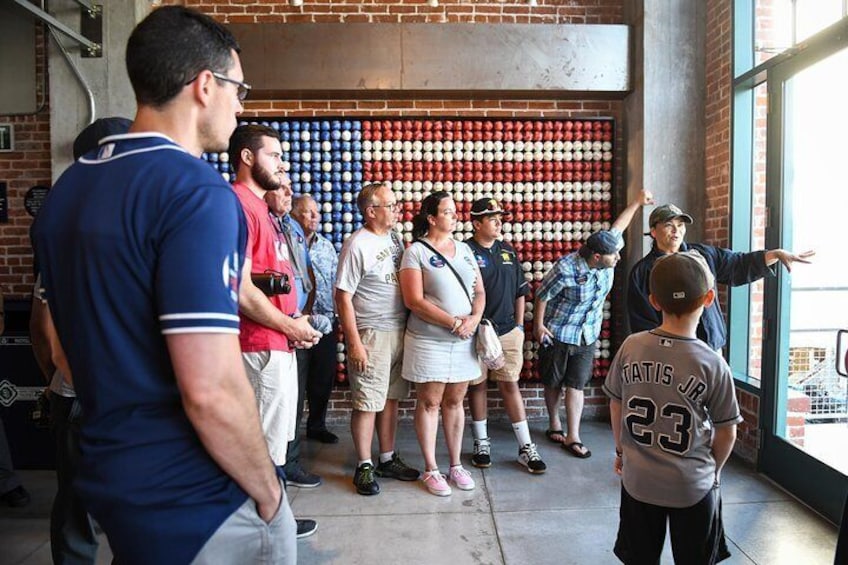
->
[650, 250, 715, 304]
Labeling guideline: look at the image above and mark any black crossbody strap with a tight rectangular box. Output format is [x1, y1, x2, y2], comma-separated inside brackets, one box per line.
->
[416, 239, 473, 308]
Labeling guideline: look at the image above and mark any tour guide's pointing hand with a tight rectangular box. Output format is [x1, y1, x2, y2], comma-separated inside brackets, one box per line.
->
[765, 249, 815, 273]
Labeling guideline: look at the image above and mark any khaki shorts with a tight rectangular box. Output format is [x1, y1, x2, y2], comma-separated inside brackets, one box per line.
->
[348, 328, 409, 412]
[471, 326, 525, 386]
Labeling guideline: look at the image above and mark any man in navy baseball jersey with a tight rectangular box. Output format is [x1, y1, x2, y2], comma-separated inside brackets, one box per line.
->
[465, 198, 546, 474]
[534, 189, 653, 458]
[32, 7, 295, 564]
[605, 251, 741, 564]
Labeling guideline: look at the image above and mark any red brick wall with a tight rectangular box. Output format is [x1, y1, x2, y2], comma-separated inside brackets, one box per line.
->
[705, 0, 761, 463]
[166, 0, 624, 24]
[0, 23, 49, 300]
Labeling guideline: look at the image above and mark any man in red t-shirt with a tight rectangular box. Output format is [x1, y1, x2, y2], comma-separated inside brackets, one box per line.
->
[228, 125, 321, 514]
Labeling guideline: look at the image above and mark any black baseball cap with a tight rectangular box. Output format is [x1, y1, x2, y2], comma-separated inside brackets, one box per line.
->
[470, 198, 509, 218]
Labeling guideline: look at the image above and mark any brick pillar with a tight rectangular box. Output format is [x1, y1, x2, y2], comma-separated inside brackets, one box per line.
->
[786, 388, 811, 447]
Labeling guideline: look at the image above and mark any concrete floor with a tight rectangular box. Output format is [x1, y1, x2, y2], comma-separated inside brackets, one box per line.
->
[0, 420, 839, 565]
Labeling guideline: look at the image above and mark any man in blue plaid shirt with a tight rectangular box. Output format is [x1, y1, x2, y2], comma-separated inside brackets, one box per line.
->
[533, 189, 653, 459]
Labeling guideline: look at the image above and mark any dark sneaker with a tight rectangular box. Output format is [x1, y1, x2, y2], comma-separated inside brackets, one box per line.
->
[471, 438, 492, 468]
[286, 466, 322, 488]
[375, 453, 420, 481]
[296, 519, 318, 539]
[306, 428, 339, 444]
[518, 442, 547, 474]
[1, 486, 31, 508]
[353, 462, 380, 496]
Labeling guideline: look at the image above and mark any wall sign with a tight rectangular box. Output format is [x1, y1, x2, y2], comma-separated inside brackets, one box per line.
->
[24, 185, 49, 217]
[0, 124, 13, 152]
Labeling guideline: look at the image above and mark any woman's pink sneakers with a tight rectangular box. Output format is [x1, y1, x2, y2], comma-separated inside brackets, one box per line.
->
[448, 465, 475, 491]
[422, 470, 452, 496]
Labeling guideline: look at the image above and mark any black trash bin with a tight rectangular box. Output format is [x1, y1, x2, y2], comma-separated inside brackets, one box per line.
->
[0, 298, 55, 470]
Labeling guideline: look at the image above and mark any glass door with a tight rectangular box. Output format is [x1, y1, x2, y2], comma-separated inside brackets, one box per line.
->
[759, 41, 848, 523]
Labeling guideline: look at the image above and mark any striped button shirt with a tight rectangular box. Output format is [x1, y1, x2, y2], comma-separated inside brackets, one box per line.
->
[536, 228, 622, 345]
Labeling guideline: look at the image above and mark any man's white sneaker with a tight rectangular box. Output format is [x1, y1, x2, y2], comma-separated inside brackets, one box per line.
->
[518, 443, 547, 474]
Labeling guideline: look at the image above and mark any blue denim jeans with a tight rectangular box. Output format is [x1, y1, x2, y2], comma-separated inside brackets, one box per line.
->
[50, 394, 99, 565]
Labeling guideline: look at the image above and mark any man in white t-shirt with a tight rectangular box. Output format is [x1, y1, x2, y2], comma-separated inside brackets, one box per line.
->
[335, 182, 420, 496]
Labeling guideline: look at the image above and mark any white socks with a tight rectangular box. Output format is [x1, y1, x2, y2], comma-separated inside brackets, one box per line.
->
[378, 451, 394, 464]
[474, 419, 532, 445]
[512, 420, 532, 446]
[471, 419, 488, 441]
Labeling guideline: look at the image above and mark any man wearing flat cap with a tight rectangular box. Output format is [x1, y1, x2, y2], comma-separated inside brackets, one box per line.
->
[628, 203, 814, 351]
[534, 189, 653, 459]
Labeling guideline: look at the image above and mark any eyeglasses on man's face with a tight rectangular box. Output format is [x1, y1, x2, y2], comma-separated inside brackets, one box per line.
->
[210, 71, 251, 101]
[369, 202, 400, 210]
[185, 71, 251, 102]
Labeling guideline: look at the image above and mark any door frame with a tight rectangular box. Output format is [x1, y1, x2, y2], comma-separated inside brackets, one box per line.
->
[758, 20, 848, 524]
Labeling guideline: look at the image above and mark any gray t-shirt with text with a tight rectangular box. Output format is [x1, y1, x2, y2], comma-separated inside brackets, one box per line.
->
[335, 228, 407, 331]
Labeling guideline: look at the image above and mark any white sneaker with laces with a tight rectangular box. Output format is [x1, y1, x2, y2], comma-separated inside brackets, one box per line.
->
[518, 442, 547, 474]
[472, 438, 492, 468]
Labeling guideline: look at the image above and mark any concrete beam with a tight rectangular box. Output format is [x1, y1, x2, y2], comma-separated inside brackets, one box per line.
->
[623, 0, 706, 283]
[230, 23, 630, 98]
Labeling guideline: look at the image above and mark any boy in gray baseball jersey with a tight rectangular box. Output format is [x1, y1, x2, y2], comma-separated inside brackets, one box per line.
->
[604, 251, 742, 564]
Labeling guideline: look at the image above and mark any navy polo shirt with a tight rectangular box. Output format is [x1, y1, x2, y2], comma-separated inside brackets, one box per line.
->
[466, 238, 530, 335]
[33, 134, 249, 565]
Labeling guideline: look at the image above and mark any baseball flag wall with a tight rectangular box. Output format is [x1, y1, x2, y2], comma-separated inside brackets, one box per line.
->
[204, 118, 616, 383]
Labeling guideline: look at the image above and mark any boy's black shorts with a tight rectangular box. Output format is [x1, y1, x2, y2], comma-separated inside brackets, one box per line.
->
[613, 484, 731, 565]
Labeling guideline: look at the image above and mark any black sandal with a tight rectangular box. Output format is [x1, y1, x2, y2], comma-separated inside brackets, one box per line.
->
[563, 441, 592, 459]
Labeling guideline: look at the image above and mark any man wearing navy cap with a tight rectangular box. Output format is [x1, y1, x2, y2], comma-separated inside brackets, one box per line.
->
[628, 203, 814, 351]
[534, 189, 653, 458]
[71, 118, 132, 162]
